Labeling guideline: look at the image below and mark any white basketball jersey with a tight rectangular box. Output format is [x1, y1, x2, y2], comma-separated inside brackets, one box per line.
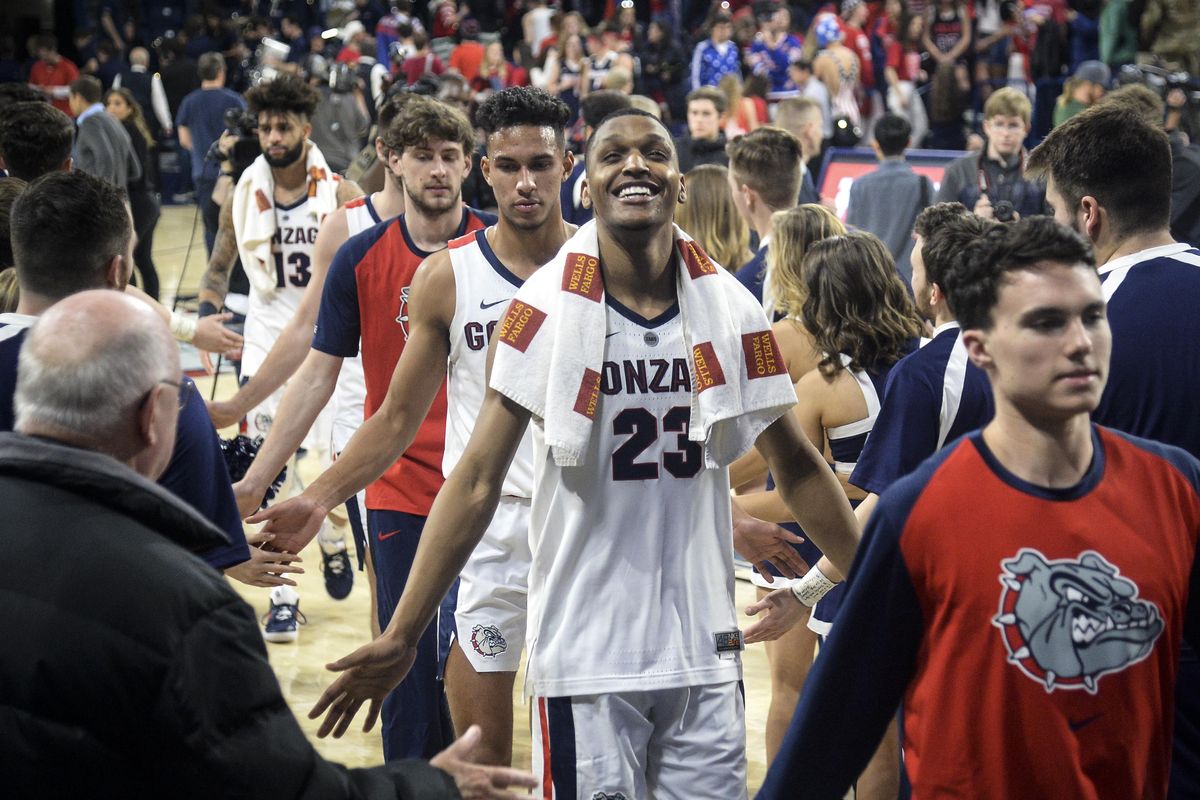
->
[445, 228, 534, 497]
[330, 194, 383, 452]
[244, 195, 319, 370]
[524, 298, 741, 697]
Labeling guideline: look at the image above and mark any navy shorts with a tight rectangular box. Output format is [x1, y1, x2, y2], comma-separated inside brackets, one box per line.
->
[367, 508, 458, 760]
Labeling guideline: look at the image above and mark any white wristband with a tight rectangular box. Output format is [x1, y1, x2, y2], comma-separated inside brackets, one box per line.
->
[791, 564, 837, 607]
[170, 311, 198, 343]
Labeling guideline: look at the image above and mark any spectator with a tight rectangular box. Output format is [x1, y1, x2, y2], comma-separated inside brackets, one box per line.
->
[747, 4, 806, 101]
[560, 90, 631, 225]
[281, 15, 308, 65]
[720, 73, 764, 138]
[839, 0, 876, 95]
[156, 38, 200, 125]
[92, 41, 122, 91]
[0, 286, 534, 798]
[788, 59, 833, 141]
[309, 65, 371, 175]
[812, 13, 863, 143]
[1067, 0, 1102, 71]
[675, 164, 752, 270]
[1140, 0, 1200, 75]
[1053, 60, 1108, 127]
[0, 102, 75, 182]
[935, 87, 1043, 220]
[353, 36, 389, 121]
[1099, 0, 1138, 70]
[879, 8, 930, 145]
[399, 30, 446, 86]
[636, 20, 688, 123]
[27, 34, 80, 116]
[523, 0, 557, 58]
[431, 0, 464, 40]
[542, 33, 587, 122]
[472, 41, 530, 94]
[775, 96, 826, 205]
[690, 12, 740, 91]
[973, 0, 1018, 100]
[675, 86, 730, 174]
[729, 126, 806, 311]
[584, 23, 622, 93]
[846, 113, 933, 280]
[68, 76, 141, 191]
[112, 47, 173, 139]
[448, 19, 486, 83]
[176, 52, 247, 255]
[105, 88, 161, 300]
[922, 0, 972, 96]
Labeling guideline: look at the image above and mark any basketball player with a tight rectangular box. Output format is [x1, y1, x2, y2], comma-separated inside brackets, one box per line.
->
[251, 86, 574, 766]
[761, 217, 1200, 800]
[235, 95, 495, 760]
[292, 110, 861, 798]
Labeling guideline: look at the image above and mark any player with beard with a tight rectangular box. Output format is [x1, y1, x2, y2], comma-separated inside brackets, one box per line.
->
[249, 86, 575, 767]
[236, 95, 495, 760]
[284, 110, 861, 798]
[208, 92, 418, 622]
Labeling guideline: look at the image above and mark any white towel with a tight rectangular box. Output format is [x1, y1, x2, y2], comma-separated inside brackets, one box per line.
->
[490, 220, 797, 469]
[231, 142, 340, 299]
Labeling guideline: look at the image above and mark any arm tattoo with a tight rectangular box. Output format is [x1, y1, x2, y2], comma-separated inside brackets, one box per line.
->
[201, 225, 238, 303]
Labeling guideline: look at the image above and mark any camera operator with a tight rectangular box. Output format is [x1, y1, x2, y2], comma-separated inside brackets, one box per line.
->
[177, 52, 247, 256]
[308, 60, 370, 175]
[1166, 87, 1200, 246]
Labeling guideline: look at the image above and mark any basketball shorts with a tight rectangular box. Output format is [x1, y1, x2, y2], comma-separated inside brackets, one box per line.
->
[451, 496, 531, 673]
[240, 311, 331, 452]
[531, 682, 747, 800]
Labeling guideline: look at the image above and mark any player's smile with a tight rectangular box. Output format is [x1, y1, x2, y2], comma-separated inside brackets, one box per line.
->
[612, 179, 661, 205]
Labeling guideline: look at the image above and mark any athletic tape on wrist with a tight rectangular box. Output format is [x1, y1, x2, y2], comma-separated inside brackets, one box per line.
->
[791, 564, 837, 607]
[170, 312, 198, 343]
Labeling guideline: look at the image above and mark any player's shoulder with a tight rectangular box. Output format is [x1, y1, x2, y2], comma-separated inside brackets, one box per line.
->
[1098, 426, 1200, 497]
[340, 214, 400, 261]
[874, 434, 976, 528]
[466, 206, 498, 229]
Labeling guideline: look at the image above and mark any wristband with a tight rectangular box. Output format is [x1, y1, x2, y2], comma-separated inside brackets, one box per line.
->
[791, 564, 837, 607]
[198, 300, 220, 317]
[169, 311, 198, 343]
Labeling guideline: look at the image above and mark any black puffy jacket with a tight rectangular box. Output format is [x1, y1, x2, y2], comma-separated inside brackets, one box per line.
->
[0, 434, 458, 800]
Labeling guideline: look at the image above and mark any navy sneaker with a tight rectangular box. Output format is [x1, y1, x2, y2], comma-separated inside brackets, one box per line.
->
[262, 586, 306, 643]
[321, 543, 353, 601]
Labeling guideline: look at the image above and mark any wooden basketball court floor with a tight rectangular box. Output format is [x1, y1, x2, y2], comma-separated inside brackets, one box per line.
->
[157, 204, 780, 792]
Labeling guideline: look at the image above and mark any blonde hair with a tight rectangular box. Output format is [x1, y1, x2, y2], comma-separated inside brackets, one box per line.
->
[768, 204, 846, 319]
[985, 86, 1032, 124]
[675, 164, 751, 271]
[0, 268, 18, 313]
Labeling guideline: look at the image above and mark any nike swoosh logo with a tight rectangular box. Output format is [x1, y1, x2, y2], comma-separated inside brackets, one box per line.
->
[480, 299, 509, 310]
[1068, 713, 1104, 732]
[605, 332, 620, 338]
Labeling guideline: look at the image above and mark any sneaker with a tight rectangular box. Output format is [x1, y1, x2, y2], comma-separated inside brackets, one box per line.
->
[320, 542, 353, 601]
[262, 586, 306, 643]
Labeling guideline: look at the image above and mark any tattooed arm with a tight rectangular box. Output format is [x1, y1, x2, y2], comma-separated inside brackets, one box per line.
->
[199, 195, 238, 312]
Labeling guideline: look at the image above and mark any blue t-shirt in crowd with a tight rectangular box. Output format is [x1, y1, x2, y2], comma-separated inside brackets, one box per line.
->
[0, 313, 250, 571]
[176, 87, 246, 182]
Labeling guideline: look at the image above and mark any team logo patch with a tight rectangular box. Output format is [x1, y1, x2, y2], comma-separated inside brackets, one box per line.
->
[692, 341, 727, 392]
[993, 549, 1163, 693]
[255, 189, 272, 212]
[254, 412, 273, 434]
[470, 624, 508, 658]
[678, 239, 718, 279]
[496, 300, 547, 352]
[573, 368, 602, 419]
[395, 286, 411, 339]
[742, 330, 784, 379]
[562, 252, 604, 301]
[591, 793, 629, 800]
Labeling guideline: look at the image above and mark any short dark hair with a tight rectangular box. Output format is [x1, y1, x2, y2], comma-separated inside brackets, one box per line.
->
[379, 96, 475, 158]
[917, 206, 999, 312]
[580, 90, 632, 129]
[873, 112, 911, 157]
[0, 82, 46, 110]
[197, 51, 225, 80]
[68, 75, 102, 104]
[0, 102, 75, 181]
[726, 126, 803, 210]
[687, 86, 727, 115]
[950, 216, 1096, 331]
[11, 172, 132, 299]
[585, 108, 674, 160]
[475, 86, 571, 147]
[245, 74, 320, 119]
[1027, 105, 1171, 239]
[0, 177, 28, 268]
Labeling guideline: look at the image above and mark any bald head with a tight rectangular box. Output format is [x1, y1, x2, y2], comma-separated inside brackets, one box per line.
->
[130, 47, 150, 67]
[16, 291, 181, 478]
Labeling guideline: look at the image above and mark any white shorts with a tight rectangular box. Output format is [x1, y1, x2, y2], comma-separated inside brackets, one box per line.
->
[330, 353, 366, 453]
[452, 496, 531, 673]
[531, 682, 747, 800]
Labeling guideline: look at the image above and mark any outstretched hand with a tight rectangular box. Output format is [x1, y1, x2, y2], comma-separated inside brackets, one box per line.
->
[193, 312, 244, 355]
[224, 529, 304, 587]
[247, 493, 326, 555]
[743, 586, 807, 644]
[308, 636, 418, 738]
[733, 513, 809, 579]
[430, 725, 539, 799]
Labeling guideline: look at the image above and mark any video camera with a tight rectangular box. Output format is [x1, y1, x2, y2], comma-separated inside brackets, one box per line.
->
[1117, 64, 1200, 108]
[206, 107, 262, 181]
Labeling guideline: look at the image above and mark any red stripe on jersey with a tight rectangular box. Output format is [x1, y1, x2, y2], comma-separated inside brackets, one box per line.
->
[679, 238, 719, 278]
[497, 300, 547, 352]
[538, 698, 553, 800]
[573, 368, 601, 419]
[693, 341, 726, 391]
[561, 252, 604, 302]
[254, 189, 271, 212]
[448, 231, 477, 249]
[345, 196, 367, 209]
[742, 330, 784, 379]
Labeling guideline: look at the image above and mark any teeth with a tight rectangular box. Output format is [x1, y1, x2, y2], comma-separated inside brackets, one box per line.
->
[619, 186, 652, 198]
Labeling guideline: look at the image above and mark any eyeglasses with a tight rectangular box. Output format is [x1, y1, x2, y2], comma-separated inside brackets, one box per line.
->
[158, 379, 190, 411]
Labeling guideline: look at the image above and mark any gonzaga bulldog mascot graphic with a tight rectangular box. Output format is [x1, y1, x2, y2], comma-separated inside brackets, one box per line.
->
[992, 549, 1164, 693]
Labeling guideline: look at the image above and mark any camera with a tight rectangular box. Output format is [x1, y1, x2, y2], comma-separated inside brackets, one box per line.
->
[993, 200, 1015, 223]
[208, 107, 262, 181]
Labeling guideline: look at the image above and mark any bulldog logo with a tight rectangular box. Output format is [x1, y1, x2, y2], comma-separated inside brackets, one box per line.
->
[591, 793, 628, 800]
[254, 412, 273, 434]
[993, 548, 1163, 693]
[470, 624, 507, 658]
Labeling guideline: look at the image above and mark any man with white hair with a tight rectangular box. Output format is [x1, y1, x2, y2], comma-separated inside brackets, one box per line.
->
[112, 46, 173, 137]
[0, 289, 534, 799]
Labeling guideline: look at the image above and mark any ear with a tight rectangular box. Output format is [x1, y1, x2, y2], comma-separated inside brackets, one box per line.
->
[103, 254, 126, 289]
[374, 137, 387, 160]
[480, 153, 493, 186]
[136, 383, 164, 450]
[962, 328, 993, 372]
[580, 177, 591, 209]
[1080, 195, 1103, 242]
[561, 149, 575, 183]
[929, 281, 945, 309]
[303, 120, 313, 139]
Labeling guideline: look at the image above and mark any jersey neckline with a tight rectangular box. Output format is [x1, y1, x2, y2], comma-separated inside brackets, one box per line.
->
[605, 293, 680, 328]
[475, 228, 524, 289]
[399, 206, 471, 259]
[968, 426, 1105, 502]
